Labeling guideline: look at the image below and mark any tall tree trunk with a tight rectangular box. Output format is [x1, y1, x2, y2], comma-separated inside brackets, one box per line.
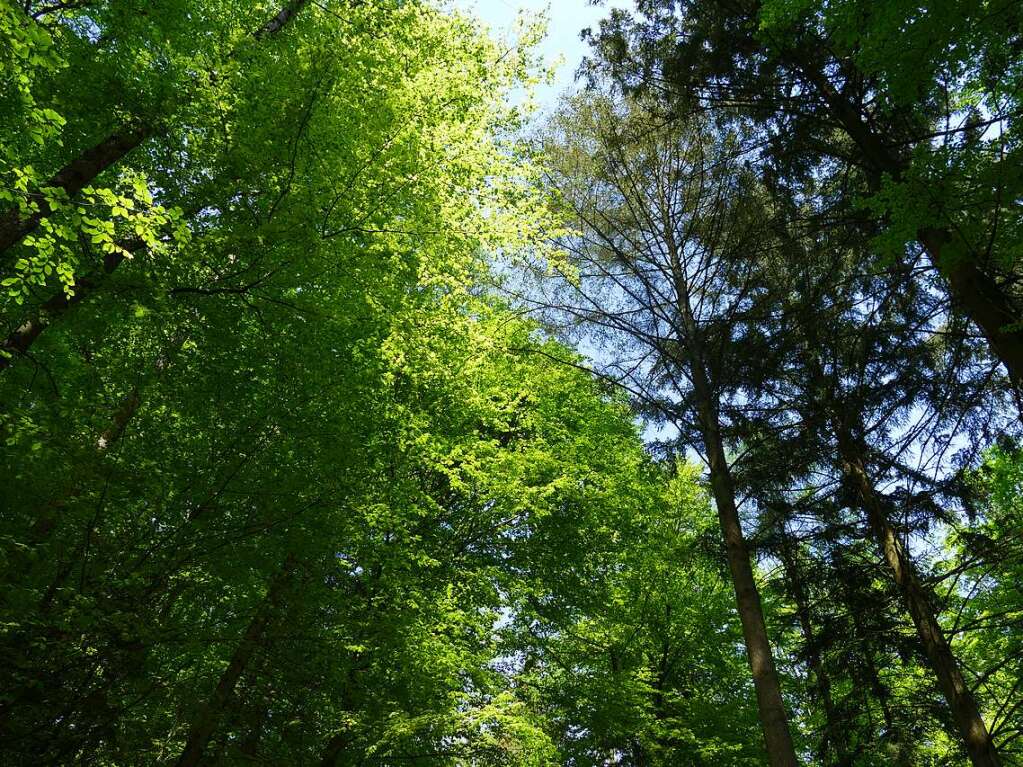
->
[776, 523, 850, 767]
[662, 212, 798, 765]
[841, 571, 913, 766]
[835, 430, 1001, 767]
[174, 559, 293, 767]
[690, 365, 798, 766]
[255, 0, 311, 39]
[317, 654, 368, 767]
[237, 702, 268, 761]
[803, 323, 1001, 766]
[917, 227, 1023, 386]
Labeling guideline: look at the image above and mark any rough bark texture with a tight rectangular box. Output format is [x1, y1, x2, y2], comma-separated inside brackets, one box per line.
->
[663, 218, 798, 765]
[918, 227, 1023, 386]
[318, 732, 354, 767]
[696, 391, 797, 767]
[836, 432, 1001, 767]
[97, 386, 140, 450]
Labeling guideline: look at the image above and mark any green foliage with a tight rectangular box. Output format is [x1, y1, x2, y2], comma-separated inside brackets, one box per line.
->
[2, 1, 1021, 765]
[0, 2, 765, 764]
[509, 463, 767, 765]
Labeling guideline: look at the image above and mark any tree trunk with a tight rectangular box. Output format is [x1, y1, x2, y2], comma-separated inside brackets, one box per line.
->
[0, 0, 314, 371]
[97, 386, 141, 451]
[917, 227, 1023, 386]
[847, 595, 900, 757]
[662, 209, 798, 765]
[237, 703, 267, 760]
[174, 559, 293, 767]
[1, 248, 129, 373]
[836, 432, 1001, 767]
[319, 732, 354, 767]
[690, 366, 798, 766]
[255, 0, 311, 39]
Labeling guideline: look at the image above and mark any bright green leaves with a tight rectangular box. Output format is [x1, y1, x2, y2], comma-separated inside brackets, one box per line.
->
[506, 457, 767, 765]
[0, 169, 185, 304]
[756, 0, 816, 33]
[0, 1, 777, 764]
[0, 2, 66, 152]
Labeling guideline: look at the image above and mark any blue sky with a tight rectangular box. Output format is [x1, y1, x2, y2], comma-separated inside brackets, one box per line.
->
[447, 0, 632, 110]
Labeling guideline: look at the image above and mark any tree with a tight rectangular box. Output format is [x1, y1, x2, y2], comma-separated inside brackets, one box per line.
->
[734, 173, 1017, 764]
[583, 0, 1023, 387]
[520, 90, 800, 765]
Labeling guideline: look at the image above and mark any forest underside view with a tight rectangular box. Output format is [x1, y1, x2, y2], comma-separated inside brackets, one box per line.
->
[1, 0, 1021, 764]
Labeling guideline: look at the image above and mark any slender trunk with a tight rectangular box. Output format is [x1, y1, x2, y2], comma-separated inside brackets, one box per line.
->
[319, 732, 354, 767]
[663, 214, 797, 764]
[795, 55, 1023, 386]
[237, 703, 267, 760]
[776, 525, 850, 767]
[0, 381, 149, 731]
[845, 590, 907, 765]
[697, 396, 797, 766]
[174, 559, 293, 767]
[806, 328, 1001, 765]
[835, 431, 1001, 767]
[32, 323, 176, 549]
[0, 127, 149, 263]
[97, 386, 141, 450]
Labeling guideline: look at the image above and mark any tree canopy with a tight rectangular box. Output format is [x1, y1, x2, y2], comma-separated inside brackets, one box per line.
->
[1, 1, 1021, 765]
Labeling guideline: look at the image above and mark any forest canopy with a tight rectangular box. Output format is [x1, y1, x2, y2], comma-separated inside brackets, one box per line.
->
[0, 0, 1021, 765]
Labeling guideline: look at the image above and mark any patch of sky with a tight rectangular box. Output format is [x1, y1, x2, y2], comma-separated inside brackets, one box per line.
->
[444, 0, 632, 116]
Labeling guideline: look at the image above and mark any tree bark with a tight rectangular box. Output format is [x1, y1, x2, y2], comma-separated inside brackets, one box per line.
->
[917, 227, 1023, 386]
[695, 386, 798, 767]
[801, 321, 1001, 766]
[793, 53, 1023, 386]
[0, 0, 315, 371]
[255, 0, 311, 39]
[841, 575, 913, 765]
[319, 732, 354, 767]
[835, 431, 1001, 767]
[662, 212, 798, 765]
[96, 385, 140, 451]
